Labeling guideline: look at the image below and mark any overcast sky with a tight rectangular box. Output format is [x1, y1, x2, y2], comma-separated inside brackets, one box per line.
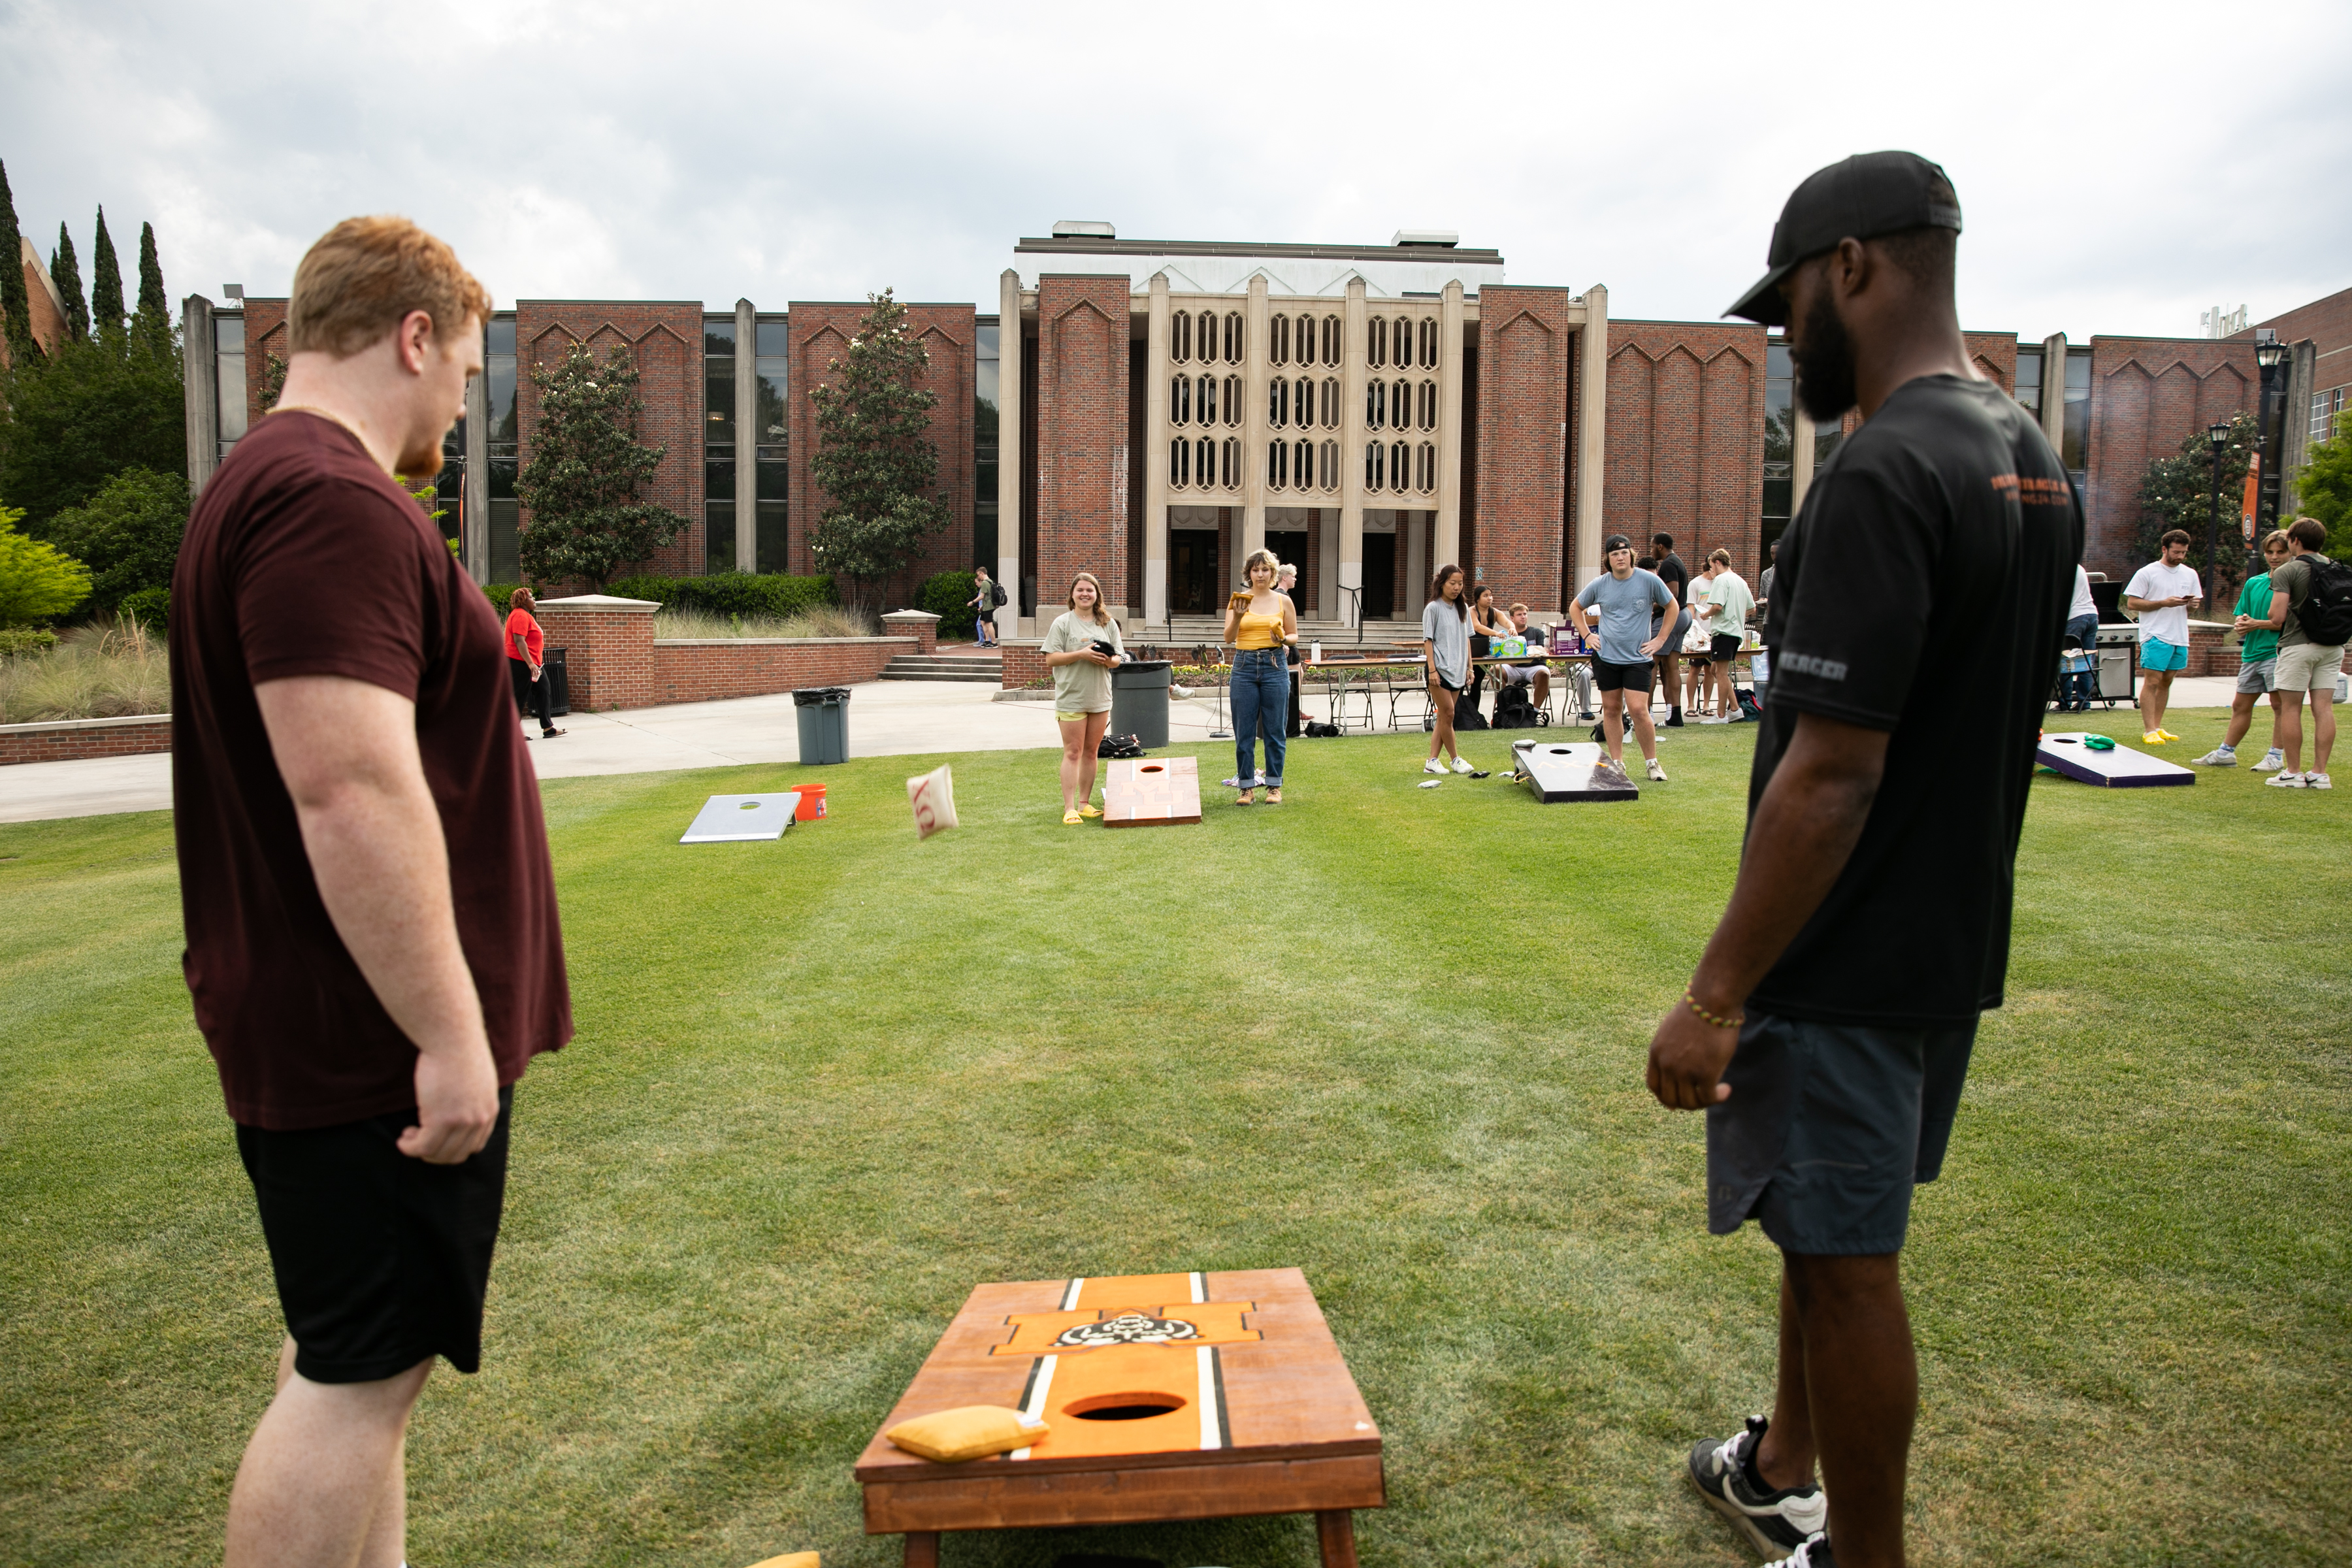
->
[5, 0, 2347, 344]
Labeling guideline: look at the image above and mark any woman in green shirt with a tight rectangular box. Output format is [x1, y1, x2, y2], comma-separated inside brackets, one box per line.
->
[2197, 530, 2293, 768]
[1041, 571, 1126, 822]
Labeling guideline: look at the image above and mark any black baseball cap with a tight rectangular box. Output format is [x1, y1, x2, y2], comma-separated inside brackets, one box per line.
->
[1725, 152, 1963, 326]
[1602, 533, 1632, 553]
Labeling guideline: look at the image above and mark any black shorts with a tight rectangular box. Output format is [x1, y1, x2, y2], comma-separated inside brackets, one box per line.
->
[1434, 670, 1465, 693]
[1706, 1013, 1975, 1254]
[1656, 610, 1691, 656]
[1710, 633, 1743, 664]
[236, 1086, 514, 1382]
[1591, 657, 1652, 694]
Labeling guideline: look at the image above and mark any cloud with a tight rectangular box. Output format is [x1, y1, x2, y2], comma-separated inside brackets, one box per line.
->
[4, 0, 2347, 342]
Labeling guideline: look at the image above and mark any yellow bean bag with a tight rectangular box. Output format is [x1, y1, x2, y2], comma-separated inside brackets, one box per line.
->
[885, 1405, 1049, 1463]
[741, 1555, 818, 1568]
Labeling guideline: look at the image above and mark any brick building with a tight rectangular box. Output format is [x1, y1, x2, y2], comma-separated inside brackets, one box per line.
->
[179, 227, 2344, 631]
[1, 237, 72, 367]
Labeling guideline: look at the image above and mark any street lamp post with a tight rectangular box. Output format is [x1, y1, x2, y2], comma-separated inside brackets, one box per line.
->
[2255, 334, 2291, 536]
[2205, 421, 2230, 606]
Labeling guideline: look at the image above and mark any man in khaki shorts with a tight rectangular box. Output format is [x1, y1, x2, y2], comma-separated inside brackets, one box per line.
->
[2257, 517, 2345, 791]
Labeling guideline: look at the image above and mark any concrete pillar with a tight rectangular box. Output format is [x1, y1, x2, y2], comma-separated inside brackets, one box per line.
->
[1143, 274, 1171, 626]
[2283, 338, 2317, 510]
[1338, 278, 1368, 625]
[734, 297, 757, 574]
[1240, 274, 1270, 572]
[1405, 508, 1427, 612]
[1574, 283, 1609, 591]
[1790, 404, 1818, 519]
[2039, 333, 2067, 453]
[1317, 505, 1339, 620]
[182, 295, 218, 497]
[1435, 280, 1466, 576]
[996, 269, 1023, 642]
[464, 365, 489, 581]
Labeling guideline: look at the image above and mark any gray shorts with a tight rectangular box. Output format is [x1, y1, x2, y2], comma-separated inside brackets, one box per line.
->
[2236, 658, 2277, 695]
[1706, 1011, 1977, 1255]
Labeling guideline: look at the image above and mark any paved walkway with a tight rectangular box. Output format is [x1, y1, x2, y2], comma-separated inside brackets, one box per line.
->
[0, 673, 2257, 824]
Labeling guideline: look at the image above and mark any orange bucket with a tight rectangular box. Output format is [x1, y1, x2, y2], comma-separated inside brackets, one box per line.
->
[794, 783, 827, 821]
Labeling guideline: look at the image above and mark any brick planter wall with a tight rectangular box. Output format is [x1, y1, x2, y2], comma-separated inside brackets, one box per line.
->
[0, 714, 173, 766]
[536, 595, 661, 711]
[649, 638, 915, 704]
[879, 610, 941, 655]
[2185, 622, 2230, 678]
[1001, 644, 1050, 689]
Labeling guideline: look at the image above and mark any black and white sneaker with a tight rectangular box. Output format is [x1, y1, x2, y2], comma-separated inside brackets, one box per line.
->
[1786, 1535, 1834, 1567]
[1688, 1414, 1827, 1558]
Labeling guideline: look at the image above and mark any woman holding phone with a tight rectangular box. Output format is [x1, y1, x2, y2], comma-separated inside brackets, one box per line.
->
[1041, 571, 1124, 823]
[1222, 547, 1296, 804]
[1422, 565, 1475, 776]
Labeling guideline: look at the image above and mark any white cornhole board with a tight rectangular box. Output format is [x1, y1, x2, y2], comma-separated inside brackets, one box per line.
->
[1511, 740, 1639, 802]
[2035, 733, 2193, 788]
[680, 792, 803, 841]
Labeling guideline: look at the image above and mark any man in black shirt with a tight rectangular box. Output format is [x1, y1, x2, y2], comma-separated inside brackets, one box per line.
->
[1648, 153, 2078, 1568]
[1651, 532, 1692, 726]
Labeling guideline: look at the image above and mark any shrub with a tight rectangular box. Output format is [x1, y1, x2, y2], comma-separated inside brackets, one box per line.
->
[918, 569, 980, 638]
[606, 572, 838, 619]
[116, 585, 169, 630]
[42, 466, 187, 614]
[0, 506, 92, 625]
[0, 627, 59, 656]
[482, 582, 523, 617]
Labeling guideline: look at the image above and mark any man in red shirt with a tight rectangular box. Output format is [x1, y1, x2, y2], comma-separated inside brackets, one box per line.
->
[171, 216, 571, 1568]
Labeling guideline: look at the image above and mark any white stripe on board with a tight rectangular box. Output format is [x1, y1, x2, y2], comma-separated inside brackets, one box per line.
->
[1060, 1277, 1085, 1311]
[1196, 1346, 1222, 1450]
[1189, 1270, 1206, 1303]
[1011, 1354, 1058, 1461]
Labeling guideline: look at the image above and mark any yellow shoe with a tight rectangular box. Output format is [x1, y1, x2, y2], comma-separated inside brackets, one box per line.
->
[2143, 732, 2165, 745]
[1077, 802, 1102, 817]
[1062, 809, 1083, 825]
[2158, 728, 2180, 742]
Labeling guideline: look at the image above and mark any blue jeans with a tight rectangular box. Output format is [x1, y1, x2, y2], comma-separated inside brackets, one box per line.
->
[2061, 613, 2099, 706]
[1230, 649, 1288, 787]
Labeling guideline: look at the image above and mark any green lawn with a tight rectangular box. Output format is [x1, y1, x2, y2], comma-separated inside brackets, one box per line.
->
[3, 707, 2347, 1567]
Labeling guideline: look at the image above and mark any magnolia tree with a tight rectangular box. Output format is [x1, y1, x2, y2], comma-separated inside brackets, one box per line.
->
[515, 342, 687, 589]
[2135, 410, 2263, 603]
[808, 289, 949, 610]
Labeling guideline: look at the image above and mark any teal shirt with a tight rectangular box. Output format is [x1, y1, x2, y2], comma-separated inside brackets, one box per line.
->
[2235, 574, 2278, 664]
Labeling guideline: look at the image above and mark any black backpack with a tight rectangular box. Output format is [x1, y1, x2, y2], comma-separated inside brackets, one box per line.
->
[990, 580, 1008, 608]
[1493, 682, 1539, 728]
[2293, 555, 2352, 646]
[1098, 732, 1145, 759]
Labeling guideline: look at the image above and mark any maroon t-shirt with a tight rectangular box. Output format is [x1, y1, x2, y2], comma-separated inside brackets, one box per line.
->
[171, 411, 571, 1130]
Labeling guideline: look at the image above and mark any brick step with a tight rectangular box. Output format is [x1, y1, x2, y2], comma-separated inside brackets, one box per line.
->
[879, 656, 1002, 683]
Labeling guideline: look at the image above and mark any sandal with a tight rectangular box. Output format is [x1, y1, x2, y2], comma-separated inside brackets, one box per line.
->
[1077, 802, 1102, 817]
[1062, 810, 1083, 825]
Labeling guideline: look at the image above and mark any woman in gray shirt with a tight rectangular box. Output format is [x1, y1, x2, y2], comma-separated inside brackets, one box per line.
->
[1422, 565, 1476, 776]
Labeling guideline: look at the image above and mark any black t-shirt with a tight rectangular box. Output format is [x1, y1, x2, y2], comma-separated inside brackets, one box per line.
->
[1746, 375, 2081, 1028]
[1654, 553, 1689, 610]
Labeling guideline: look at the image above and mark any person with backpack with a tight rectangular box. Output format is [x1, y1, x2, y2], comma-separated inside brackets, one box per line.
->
[969, 567, 1003, 647]
[2194, 530, 2293, 770]
[2253, 516, 2348, 790]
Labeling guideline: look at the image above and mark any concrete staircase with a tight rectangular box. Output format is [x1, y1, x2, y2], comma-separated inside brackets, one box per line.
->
[879, 653, 1002, 685]
[1144, 616, 1422, 651]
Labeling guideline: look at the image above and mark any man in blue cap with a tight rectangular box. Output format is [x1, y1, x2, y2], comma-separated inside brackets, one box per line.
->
[1646, 153, 2080, 1568]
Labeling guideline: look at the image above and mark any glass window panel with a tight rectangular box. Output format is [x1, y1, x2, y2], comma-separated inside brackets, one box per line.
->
[706, 503, 737, 574]
[1369, 317, 1384, 368]
[214, 315, 245, 353]
[1200, 374, 1216, 425]
[485, 318, 516, 356]
[1767, 342, 1791, 379]
[1365, 441, 1382, 489]
[1269, 377, 1286, 428]
[1296, 438, 1313, 490]
[1228, 312, 1245, 363]
[1171, 437, 1188, 487]
[2012, 347, 2042, 416]
[755, 358, 788, 444]
[1367, 379, 1384, 429]
[1392, 440, 1408, 493]
[1268, 441, 1284, 489]
[756, 319, 790, 357]
[1271, 313, 1287, 367]
[1320, 439, 1337, 491]
[1324, 377, 1340, 429]
[707, 358, 735, 442]
[757, 500, 789, 574]
[1224, 376, 1242, 426]
[1223, 438, 1239, 488]
[1198, 437, 1214, 485]
[756, 453, 789, 574]
[1173, 374, 1189, 424]
[704, 318, 736, 356]
[217, 344, 248, 442]
[1172, 310, 1189, 364]
[485, 337, 518, 446]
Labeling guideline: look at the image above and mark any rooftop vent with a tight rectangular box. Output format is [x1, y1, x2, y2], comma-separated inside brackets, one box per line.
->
[1051, 220, 1117, 239]
[1392, 229, 1459, 248]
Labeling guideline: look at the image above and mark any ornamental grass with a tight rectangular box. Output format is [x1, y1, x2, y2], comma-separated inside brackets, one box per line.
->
[0, 617, 171, 723]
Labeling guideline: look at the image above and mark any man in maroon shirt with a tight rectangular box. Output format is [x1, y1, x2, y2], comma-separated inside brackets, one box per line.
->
[171, 216, 570, 1568]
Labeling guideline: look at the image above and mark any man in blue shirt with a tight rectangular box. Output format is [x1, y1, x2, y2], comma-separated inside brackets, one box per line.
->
[1571, 534, 1677, 783]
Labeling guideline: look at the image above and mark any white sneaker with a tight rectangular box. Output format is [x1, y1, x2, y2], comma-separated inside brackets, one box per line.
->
[1452, 756, 1476, 774]
[1423, 758, 1448, 775]
[2253, 749, 2287, 772]
[2192, 747, 2238, 766]
[1698, 714, 1732, 725]
[2264, 772, 2308, 788]
[1646, 757, 1669, 782]
[2310, 773, 2332, 790]
[1171, 684, 1195, 700]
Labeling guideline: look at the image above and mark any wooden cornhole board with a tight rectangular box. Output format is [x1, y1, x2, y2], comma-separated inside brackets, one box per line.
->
[2036, 732, 2195, 787]
[1511, 740, 1638, 802]
[856, 1269, 1382, 1566]
[1102, 755, 1203, 826]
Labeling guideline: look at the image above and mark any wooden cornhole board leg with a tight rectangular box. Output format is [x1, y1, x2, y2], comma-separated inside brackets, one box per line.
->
[902, 1531, 939, 1567]
[1102, 756, 1203, 825]
[1318, 1509, 1358, 1567]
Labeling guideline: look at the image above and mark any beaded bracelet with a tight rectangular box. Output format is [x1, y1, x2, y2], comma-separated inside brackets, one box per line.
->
[1684, 988, 1744, 1030]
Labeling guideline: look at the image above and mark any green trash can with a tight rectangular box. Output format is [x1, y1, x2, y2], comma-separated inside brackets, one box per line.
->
[1111, 660, 1172, 749]
[792, 686, 850, 764]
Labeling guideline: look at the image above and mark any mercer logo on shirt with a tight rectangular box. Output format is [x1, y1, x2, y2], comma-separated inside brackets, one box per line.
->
[1990, 474, 2072, 506]
[1779, 651, 1850, 681]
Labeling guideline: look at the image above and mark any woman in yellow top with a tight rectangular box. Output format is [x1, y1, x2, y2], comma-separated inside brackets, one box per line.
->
[1220, 548, 1298, 804]
[1041, 571, 1126, 823]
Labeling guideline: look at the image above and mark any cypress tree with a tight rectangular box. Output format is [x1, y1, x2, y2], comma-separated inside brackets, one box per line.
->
[90, 206, 124, 344]
[131, 220, 171, 359]
[52, 223, 88, 342]
[0, 157, 36, 366]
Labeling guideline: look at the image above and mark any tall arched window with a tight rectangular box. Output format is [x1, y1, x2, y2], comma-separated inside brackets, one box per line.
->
[1267, 440, 1287, 489]
[1171, 436, 1190, 488]
[1418, 380, 1437, 431]
[1171, 310, 1190, 365]
[1367, 316, 1386, 368]
[1364, 440, 1384, 490]
[1366, 379, 1385, 430]
[1221, 438, 1241, 489]
[1416, 441, 1436, 493]
[1200, 312, 1218, 364]
[1269, 313, 1288, 367]
[1171, 374, 1190, 425]
[1197, 436, 1215, 487]
[1296, 314, 1313, 368]
[1392, 379, 1411, 433]
[1392, 319, 1412, 370]
[1222, 376, 1243, 427]
[1318, 439, 1339, 491]
[1322, 377, 1341, 429]
[1293, 376, 1313, 429]
[1196, 374, 1215, 426]
[1420, 319, 1438, 368]
[1294, 438, 1313, 493]
[1268, 376, 1288, 429]
[1223, 312, 1244, 363]
[1390, 440, 1409, 493]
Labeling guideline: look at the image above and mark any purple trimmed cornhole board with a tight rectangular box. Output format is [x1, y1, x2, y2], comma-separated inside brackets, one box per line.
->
[2035, 732, 2194, 788]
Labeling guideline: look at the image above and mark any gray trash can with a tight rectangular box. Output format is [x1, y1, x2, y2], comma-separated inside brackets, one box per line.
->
[792, 686, 851, 764]
[1111, 660, 1172, 749]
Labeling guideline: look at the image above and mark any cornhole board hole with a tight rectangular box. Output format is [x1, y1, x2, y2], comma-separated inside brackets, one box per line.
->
[680, 792, 802, 841]
[1511, 740, 1638, 802]
[2035, 732, 2194, 787]
[856, 1269, 1382, 1567]
[1102, 756, 1202, 826]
